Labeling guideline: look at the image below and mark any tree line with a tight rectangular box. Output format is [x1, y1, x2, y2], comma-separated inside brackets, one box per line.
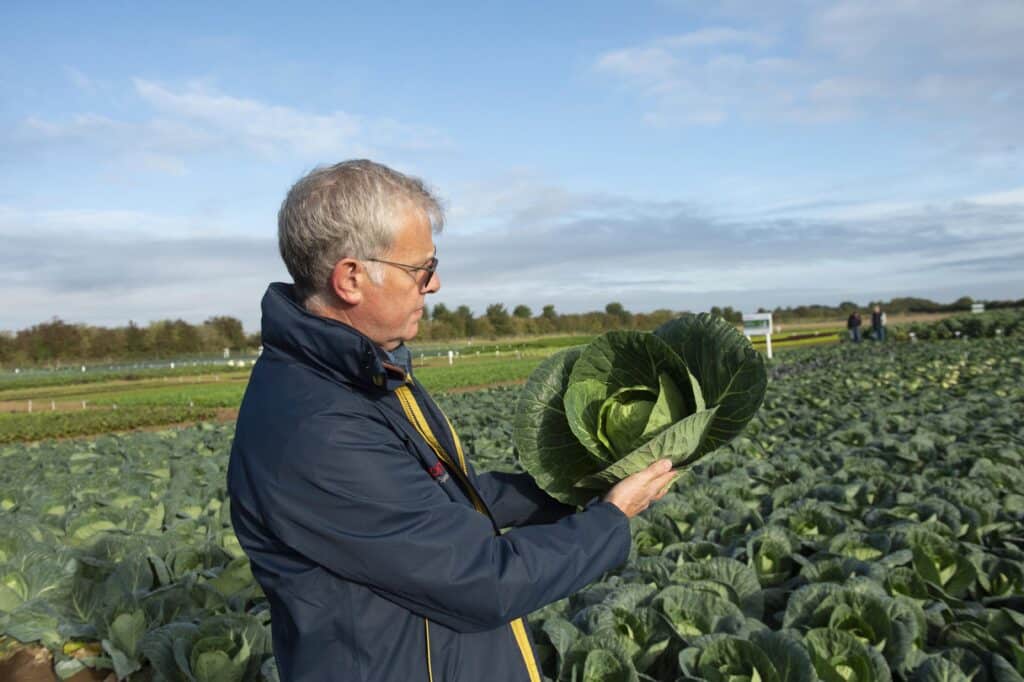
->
[766, 295, 1022, 323]
[0, 317, 255, 367]
[2, 295, 1020, 368]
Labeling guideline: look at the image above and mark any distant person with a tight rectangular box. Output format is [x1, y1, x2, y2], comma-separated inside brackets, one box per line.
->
[871, 305, 886, 342]
[847, 311, 862, 343]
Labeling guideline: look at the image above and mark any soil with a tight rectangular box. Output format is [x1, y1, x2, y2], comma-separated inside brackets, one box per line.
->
[0, 645, 112, 682]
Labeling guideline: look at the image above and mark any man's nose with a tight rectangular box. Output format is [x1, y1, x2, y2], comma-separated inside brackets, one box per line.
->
[425, 271, 441, 294]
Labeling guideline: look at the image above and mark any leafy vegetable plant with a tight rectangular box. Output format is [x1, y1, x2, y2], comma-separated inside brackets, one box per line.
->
[514, 314, 767, 505]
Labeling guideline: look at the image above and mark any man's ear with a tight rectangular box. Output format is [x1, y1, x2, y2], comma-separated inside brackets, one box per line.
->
[329, 258, 364, 305]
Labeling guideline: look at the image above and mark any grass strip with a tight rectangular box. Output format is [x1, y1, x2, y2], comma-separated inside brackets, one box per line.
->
[0, 406, 218, 444]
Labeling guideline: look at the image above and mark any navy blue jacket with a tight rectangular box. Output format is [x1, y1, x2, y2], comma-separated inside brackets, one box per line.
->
[227, 284, 631, 681]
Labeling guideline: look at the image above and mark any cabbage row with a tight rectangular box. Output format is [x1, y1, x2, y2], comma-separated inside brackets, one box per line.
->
[528, 338, 1024, 681]
[889, 308, 1024, 342]
[1, 336, 1022, 681]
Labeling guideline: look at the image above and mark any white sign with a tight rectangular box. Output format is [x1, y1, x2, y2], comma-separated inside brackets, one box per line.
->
[742, 313, 773, 336]
[742, 312, 774, 359]
[971, 303, 985, 314]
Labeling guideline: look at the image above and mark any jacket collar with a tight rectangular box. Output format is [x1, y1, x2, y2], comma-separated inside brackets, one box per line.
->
[259, 282, 409, 392]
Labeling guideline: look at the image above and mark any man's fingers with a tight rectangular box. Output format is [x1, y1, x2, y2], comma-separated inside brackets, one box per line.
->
[640, 459, 673, 480]
[649, 470, 676, 489]
[650, 471, 678, 499]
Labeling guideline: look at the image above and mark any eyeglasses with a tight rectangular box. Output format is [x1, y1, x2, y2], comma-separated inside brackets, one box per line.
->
[366, 253, 439, 291]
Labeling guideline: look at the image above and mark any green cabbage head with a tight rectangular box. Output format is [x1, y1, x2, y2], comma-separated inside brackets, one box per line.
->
[514, 314, 767, 506]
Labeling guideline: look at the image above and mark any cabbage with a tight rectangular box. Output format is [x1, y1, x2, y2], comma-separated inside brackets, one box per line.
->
[514, 313, 768, 506]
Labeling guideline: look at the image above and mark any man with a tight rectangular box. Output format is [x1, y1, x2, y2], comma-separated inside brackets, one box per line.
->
[227, 160, 677, 681]
[871, 304, 886, 342]
[847, 310, 862, 343]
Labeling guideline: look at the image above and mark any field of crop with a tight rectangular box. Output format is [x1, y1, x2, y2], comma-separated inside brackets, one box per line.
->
[1, 335, 1022, 681]
[0, 332, 848, 445]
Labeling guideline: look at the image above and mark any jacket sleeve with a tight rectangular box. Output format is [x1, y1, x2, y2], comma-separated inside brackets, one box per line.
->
[252, 408, 631, 634]
[472, 470, 576, 527]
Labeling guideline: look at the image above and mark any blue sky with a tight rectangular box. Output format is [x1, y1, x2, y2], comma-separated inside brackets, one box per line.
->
[2, 1, 1022, 331]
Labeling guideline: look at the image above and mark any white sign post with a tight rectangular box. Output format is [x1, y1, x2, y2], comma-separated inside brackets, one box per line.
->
[742, 313, 774, 359]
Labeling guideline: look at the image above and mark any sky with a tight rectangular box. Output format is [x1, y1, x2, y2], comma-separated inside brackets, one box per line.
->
[2, 1, 1023, 332]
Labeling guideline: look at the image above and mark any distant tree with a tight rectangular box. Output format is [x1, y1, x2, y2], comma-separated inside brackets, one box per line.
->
[205, 316, 246, 349]
[721, 306, 742, 324]
[470, 316, 495, 339]
[513, 304, 533, 319]
[172, 319, 202, 354]
[452, 305, 474, 336]
[605, 302, 626, 318]
[541, 304, 557, 321]
[86, 327, 122, 360]
[18, 318, 82, 364]
[0, 331, 15, 364]
[643, 309, 676, 329]
[485, 303, 513, 335]
[431, 303, 451, 321]
[427, 320, 457, 340]
[604, 302, 633, 329]
[150, 321, 176, 358]
[125, 321, 147, 356]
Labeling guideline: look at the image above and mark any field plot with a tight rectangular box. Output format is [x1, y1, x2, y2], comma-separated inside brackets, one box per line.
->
[0, 332, 844, 444]
[1, 337, 1023, 681]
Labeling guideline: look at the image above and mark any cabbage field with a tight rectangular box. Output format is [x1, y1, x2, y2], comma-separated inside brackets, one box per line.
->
[1, 336, 1023, 681]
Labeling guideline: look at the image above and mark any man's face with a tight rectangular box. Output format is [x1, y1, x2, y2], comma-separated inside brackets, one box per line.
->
[360, 210, 440, 351]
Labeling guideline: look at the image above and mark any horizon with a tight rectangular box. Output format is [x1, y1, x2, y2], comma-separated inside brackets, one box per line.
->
[3, 2, 1022, 331]
[1, 292, 1004, 337]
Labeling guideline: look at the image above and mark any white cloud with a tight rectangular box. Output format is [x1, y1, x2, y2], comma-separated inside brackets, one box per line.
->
[595, 1, 1024, 129]
[133, 79, 453, 157]
[0, 205, 285, 329]
[808, 76, 879, 102]
[133, 79, 361, 157]
[812, 0, 1024, 63]
[596, 47, 679, 83]
[427, 175, 1024, 315]
[23, 113, 126, 140]
[12, 80, 454, 176]
[966, 186, 1024, 206]
[3, 173, 1022, 330]
[659, 27, 775, 49]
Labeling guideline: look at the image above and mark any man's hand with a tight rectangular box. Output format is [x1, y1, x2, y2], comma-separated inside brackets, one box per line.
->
[603, 459, 677, 518]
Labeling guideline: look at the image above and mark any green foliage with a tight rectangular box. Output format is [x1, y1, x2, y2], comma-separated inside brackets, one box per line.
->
[514, 314, 767, 505]
[1, 335, 1024, 681]
[0, 406, 218, 444]
[891, 308, 1024, 341]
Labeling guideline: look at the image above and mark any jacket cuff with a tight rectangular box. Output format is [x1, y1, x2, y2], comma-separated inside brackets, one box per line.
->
[583, 499, 632, 568]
